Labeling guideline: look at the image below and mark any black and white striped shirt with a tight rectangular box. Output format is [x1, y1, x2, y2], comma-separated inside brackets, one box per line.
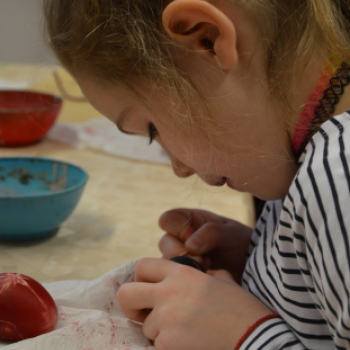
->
[242, 111, 350, 350]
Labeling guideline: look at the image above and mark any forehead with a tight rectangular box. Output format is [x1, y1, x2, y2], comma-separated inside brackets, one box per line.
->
[77, 76, 135, 117]
[76, 74, 209, 139]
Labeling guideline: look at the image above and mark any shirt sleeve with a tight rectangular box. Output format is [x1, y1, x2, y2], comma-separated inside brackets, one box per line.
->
[292, 118, 350, 349]
[240, 318, 306, 350]
[241, 113, 350, 350]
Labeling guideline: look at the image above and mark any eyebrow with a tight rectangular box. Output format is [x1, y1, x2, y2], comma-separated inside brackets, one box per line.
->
[115, 107, 136, 135]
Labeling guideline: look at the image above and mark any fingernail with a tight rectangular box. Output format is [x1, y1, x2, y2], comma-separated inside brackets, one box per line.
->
[185, 236, 205, 251]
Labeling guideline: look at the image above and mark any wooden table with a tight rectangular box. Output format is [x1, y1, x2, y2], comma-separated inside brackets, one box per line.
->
[0, 63, 255, 283]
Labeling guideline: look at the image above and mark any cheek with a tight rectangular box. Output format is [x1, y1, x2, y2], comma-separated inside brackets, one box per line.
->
[161, 135, 213, 164]
[159, 115, 240, 171]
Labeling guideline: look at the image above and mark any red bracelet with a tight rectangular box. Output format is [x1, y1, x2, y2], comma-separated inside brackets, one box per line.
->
[233, 314, 282, 350]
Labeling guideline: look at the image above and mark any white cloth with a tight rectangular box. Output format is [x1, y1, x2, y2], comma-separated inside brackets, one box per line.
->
[47, 118, 170, 165]
[0, 261, 154, 350]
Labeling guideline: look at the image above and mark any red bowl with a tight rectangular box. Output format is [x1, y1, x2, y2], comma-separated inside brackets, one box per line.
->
[0, 91, 62, 147]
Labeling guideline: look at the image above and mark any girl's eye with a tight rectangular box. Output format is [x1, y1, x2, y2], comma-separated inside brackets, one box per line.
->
[148, 123, 158, 144]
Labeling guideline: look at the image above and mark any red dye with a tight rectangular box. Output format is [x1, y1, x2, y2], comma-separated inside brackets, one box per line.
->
[0, 273, 58, 341]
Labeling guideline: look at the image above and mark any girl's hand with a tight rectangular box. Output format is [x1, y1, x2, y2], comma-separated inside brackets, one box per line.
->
[117, 258, 273, 350]
[158, 209, 253, 283]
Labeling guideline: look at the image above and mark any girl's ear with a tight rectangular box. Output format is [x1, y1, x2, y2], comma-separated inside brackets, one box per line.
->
[162, 0, 238, 70]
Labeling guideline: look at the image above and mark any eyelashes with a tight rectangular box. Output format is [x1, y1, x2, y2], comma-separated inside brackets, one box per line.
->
[148, 123, 158, 144]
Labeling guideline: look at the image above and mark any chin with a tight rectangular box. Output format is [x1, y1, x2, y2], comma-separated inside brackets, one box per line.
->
[228, 181, 289, 201]
[254, 188, 289, 201]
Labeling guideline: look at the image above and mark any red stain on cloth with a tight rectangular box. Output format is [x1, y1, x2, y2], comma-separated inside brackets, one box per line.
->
[0, 261, 154, 349]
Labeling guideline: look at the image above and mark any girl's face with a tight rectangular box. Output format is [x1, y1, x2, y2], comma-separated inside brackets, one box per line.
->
[78, 66, 298, 201]
[75, 0, 301, 201]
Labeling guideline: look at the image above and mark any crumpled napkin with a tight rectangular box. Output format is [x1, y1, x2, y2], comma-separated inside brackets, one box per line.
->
[47, 118, 170, 165]
[0, 79, 29, 90]
[0, 261, 154, 350]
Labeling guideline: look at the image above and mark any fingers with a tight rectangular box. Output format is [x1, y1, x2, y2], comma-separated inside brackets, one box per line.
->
[158, 209, 195, 259]
[158, 231, 210, 268]
[142, 309, 159, 341]
[158, 209, 195, 242]
[134, 257, 174, 283]
[159, 208, 230, 257]
[118, 258, 170, 324]
[118, 257, 194, 325]
[118, 258, 171, 317]
[159, 209, 228, 235]
[184, 222, 229, 254]
[117, 282, 155, 322]
[158, 233, 188, 259]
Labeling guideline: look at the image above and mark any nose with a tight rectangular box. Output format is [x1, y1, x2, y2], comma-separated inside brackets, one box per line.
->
[170, 157, 195, 178]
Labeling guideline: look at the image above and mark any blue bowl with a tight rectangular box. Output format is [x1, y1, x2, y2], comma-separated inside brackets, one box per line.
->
[0, 157, 88, 241]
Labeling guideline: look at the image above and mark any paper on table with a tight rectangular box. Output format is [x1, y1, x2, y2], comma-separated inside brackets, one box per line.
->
[0, 79, 29, 90]
[0, 261, 154, 350]
[47, 118, 170, 165]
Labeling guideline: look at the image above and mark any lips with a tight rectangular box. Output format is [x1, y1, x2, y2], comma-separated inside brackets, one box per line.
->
[200, 176, 227, 187]
[204, 175, 235, 189]
[213, 177, 226, 186]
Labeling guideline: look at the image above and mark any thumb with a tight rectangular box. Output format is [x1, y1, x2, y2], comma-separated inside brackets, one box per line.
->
[207, 269, 235, 283]
[184, 221, 228, 254]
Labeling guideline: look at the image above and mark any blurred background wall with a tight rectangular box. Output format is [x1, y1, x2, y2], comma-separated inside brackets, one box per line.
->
[0, 0, 55, 64]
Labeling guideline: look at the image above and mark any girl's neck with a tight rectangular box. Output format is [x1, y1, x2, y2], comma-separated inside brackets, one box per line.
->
[334, 84, 350, 116]
[288, 52, 327, 136]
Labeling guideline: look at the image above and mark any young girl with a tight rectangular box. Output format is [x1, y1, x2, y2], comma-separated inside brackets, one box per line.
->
[44, 0, 350, 349]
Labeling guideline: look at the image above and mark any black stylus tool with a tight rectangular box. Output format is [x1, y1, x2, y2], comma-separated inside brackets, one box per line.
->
[169, 256, 206, 273]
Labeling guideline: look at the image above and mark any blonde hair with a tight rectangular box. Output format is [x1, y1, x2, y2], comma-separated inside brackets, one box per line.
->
[44, 0, 350, 134]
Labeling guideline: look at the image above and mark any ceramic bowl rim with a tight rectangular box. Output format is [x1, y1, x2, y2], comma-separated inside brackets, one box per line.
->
[0, 156, 89, 199]
[0, 90, 62, 114]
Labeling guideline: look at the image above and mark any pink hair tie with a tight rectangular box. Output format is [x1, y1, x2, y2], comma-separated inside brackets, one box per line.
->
[292, 55, 342, 157]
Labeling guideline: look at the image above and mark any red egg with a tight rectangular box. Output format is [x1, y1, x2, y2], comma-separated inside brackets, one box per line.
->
[0, 273, 58, 341]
